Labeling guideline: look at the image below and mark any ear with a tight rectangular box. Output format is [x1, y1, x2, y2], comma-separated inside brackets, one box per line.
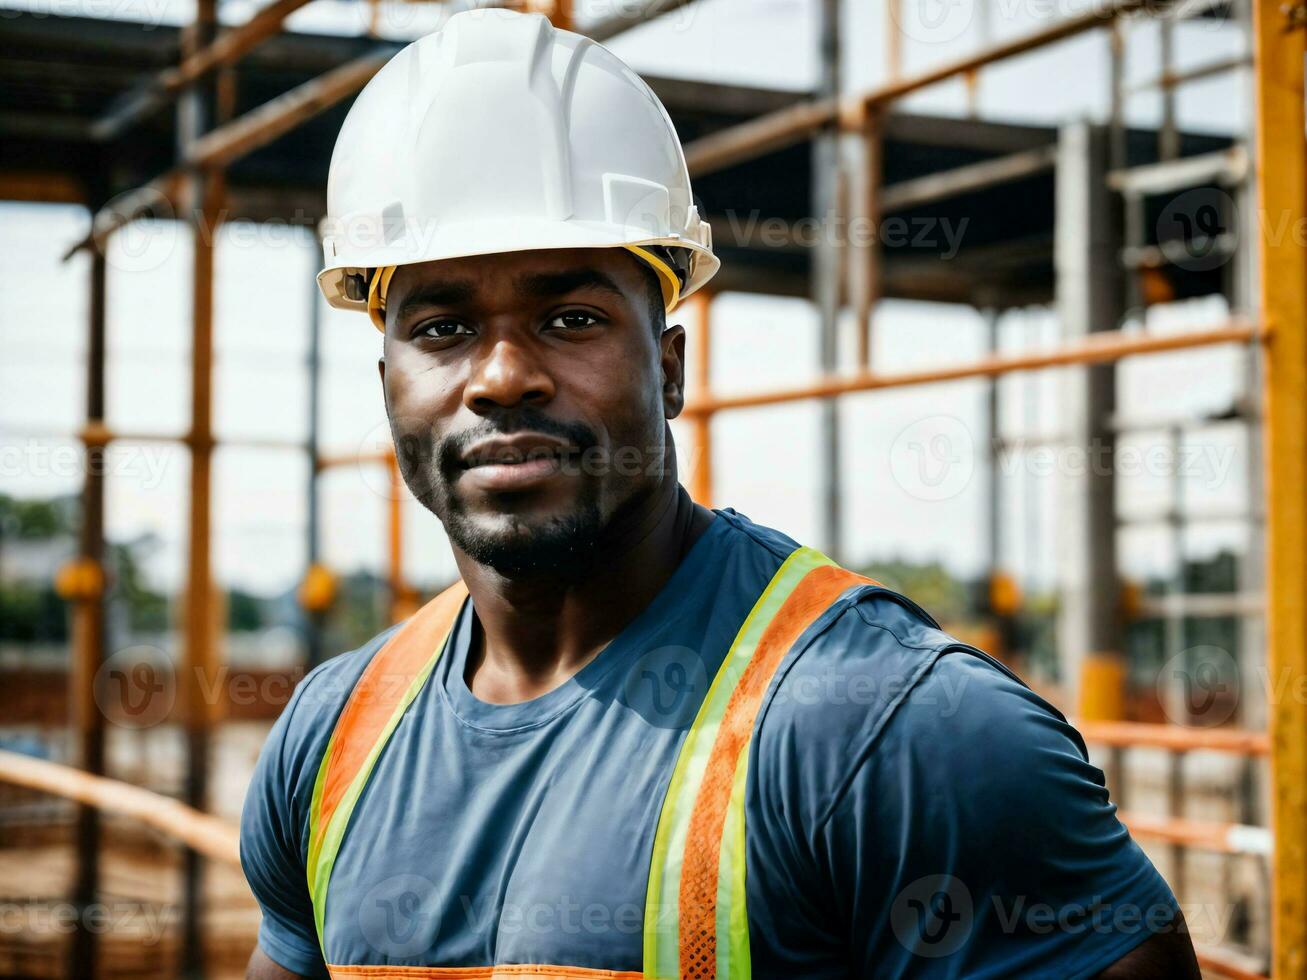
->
[659, 323, 687, 419]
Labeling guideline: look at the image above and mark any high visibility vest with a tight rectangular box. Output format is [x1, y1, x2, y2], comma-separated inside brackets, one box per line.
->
[305, 546, 873, 980]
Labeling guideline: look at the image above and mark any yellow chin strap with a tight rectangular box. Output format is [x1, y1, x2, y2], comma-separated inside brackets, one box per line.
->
[365, 246, 683, 333]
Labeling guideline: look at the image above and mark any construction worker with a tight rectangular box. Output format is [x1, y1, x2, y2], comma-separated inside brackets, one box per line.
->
[241, 10, 1200, 979]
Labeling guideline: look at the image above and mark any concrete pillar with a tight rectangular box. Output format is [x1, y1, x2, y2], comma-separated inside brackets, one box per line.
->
[1055, 121, 1124, 714]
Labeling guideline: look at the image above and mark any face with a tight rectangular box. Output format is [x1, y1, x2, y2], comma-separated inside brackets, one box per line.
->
[378, 247, 686, 578]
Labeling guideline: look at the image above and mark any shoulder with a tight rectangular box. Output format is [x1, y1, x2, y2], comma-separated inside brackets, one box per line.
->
[242, 622, 405, 841]
[753, 581, 1073, 830]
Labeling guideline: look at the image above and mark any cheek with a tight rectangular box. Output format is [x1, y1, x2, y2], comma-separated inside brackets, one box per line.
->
[567, 354, 664, 459]
[385, 349, 464, 422]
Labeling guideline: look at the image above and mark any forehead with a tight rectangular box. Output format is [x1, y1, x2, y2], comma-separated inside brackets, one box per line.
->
[386, 247, 649, 311]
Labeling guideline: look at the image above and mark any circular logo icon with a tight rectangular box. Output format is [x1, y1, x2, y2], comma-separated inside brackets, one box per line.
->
[889, 416, 975, 502]
[890, 874, 974, 958]
[620, 645, 710, 729]
[94, 645, 176, 729]
[101, 186, 178, 276]
[358, 873, 439, 958]
[1156, 187, 1236, 272]
[890, 0, 975, 47]
[356, 417, 437, 502]
[1156, 644, 1239, 727]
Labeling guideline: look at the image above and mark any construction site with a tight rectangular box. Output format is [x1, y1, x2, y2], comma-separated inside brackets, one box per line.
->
[1, 0, 1305, 976]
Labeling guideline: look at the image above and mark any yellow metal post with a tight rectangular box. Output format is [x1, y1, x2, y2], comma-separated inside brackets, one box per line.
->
[1253, 2, 1307, 975]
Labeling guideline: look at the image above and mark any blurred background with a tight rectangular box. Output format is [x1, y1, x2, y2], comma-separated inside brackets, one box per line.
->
[1, 0, 1303, 977]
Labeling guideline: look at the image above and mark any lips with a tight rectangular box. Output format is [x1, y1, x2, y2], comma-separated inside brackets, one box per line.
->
[459, 433, 577, 492]
[461, 434, 574, 469]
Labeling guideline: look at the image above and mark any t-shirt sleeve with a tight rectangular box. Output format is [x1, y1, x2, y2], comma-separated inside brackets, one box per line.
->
[240, 673, 331, 979]
[814, 649, 1179, 979]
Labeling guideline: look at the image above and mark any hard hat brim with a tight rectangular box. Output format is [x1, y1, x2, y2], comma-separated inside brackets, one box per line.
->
[318, 216, 718, 316]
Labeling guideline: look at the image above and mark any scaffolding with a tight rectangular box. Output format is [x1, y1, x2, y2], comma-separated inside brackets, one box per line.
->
[0, 0, 1304, 977]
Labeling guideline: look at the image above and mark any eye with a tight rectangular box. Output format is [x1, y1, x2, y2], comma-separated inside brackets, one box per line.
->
[547, 310, 601, 331]
[415, 319, 474, 340]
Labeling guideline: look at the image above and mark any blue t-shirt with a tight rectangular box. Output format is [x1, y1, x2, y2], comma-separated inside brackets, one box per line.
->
[240, 509, 1177, 978]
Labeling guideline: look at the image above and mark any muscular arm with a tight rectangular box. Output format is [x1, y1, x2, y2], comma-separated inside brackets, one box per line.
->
[247, 946, 307, 980]
[1093, 908, 1201, 979]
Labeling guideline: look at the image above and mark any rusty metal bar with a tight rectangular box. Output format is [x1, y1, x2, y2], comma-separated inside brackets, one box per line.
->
[688, 289, 713, 506]
[682, 320, 1260, 416]
[683, 0, 1156, 179]
[1126, 54, 1253, 95]
[1120, 811, 1271, 857]
[69, 236, 108, 979]
[66, 51, 390, 259]
[91, 0, 318, 141]
[387, 452, 416, 623]
[1078, 719, 1270, 755]
[1253, 1, 1307, 974]
[179, 2, 221, 969]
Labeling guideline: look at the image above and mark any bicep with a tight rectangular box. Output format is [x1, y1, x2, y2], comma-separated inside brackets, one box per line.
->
[247, 945, 309, 980]
[1092, 908, 1200, 979]
[820, 651, 1183, 978]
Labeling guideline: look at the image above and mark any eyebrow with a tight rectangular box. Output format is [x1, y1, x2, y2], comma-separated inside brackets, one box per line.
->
[392, 280, 477, 323]
[514, 268, 628, 304]
[391, 266, 629, 327]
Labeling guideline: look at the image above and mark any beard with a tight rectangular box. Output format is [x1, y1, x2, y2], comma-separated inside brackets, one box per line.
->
[389, 407, 613, 580]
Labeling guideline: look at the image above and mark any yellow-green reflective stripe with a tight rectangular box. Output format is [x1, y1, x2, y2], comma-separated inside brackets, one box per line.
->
[716, 743, 752, 978]
[306, 632, 453, 952]
[642, 546, 831, 980]
[305, 726, 338, 898]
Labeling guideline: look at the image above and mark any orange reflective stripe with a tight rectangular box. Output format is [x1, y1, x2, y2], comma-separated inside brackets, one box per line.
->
[677, 564, 872, 980]
[307, 580, 469, 947]
[328, 966, 644, 979]
[310, 581, 468, 857]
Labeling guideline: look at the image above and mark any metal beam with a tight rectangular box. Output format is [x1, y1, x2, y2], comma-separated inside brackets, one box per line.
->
[683, 0, 1157, 178]
[587, 0, 700, 42]
[812, 0, 842, 559]
[880, 143, 1057, 214]
[65, 50, 389, 259]
[1252, 1, 1307, 974]
[91, 0, 318, 141]
[178, 2, 220, 970]
[1054, 122, 1124, 716]
[681, 320, 1258, 415]
[1106, 146, 1249, 195]
[68, 235, 107, 980]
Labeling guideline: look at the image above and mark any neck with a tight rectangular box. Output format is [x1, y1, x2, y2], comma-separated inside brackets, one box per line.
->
[453, 482, 715, 705]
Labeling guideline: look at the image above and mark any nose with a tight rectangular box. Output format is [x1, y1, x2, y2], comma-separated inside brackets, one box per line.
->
[463, 338, 556, 412]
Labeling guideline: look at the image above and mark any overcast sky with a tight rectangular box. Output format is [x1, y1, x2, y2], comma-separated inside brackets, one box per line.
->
[0, 0, 1256, 601]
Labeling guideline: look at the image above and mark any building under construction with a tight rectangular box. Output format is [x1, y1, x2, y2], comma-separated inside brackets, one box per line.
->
[1, 0, 1305, 977]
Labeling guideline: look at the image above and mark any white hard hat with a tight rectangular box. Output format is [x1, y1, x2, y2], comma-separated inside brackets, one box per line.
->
[317, 8, 719, 331]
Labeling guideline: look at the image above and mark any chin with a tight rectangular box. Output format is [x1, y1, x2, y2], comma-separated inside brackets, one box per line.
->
[443, 503, 605, 579]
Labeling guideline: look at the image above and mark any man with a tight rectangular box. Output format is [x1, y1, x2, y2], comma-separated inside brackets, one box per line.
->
[242, 9, 1200, 979]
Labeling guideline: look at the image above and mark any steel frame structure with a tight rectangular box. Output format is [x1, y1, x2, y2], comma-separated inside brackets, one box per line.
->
[7, 0, 1302, 976]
